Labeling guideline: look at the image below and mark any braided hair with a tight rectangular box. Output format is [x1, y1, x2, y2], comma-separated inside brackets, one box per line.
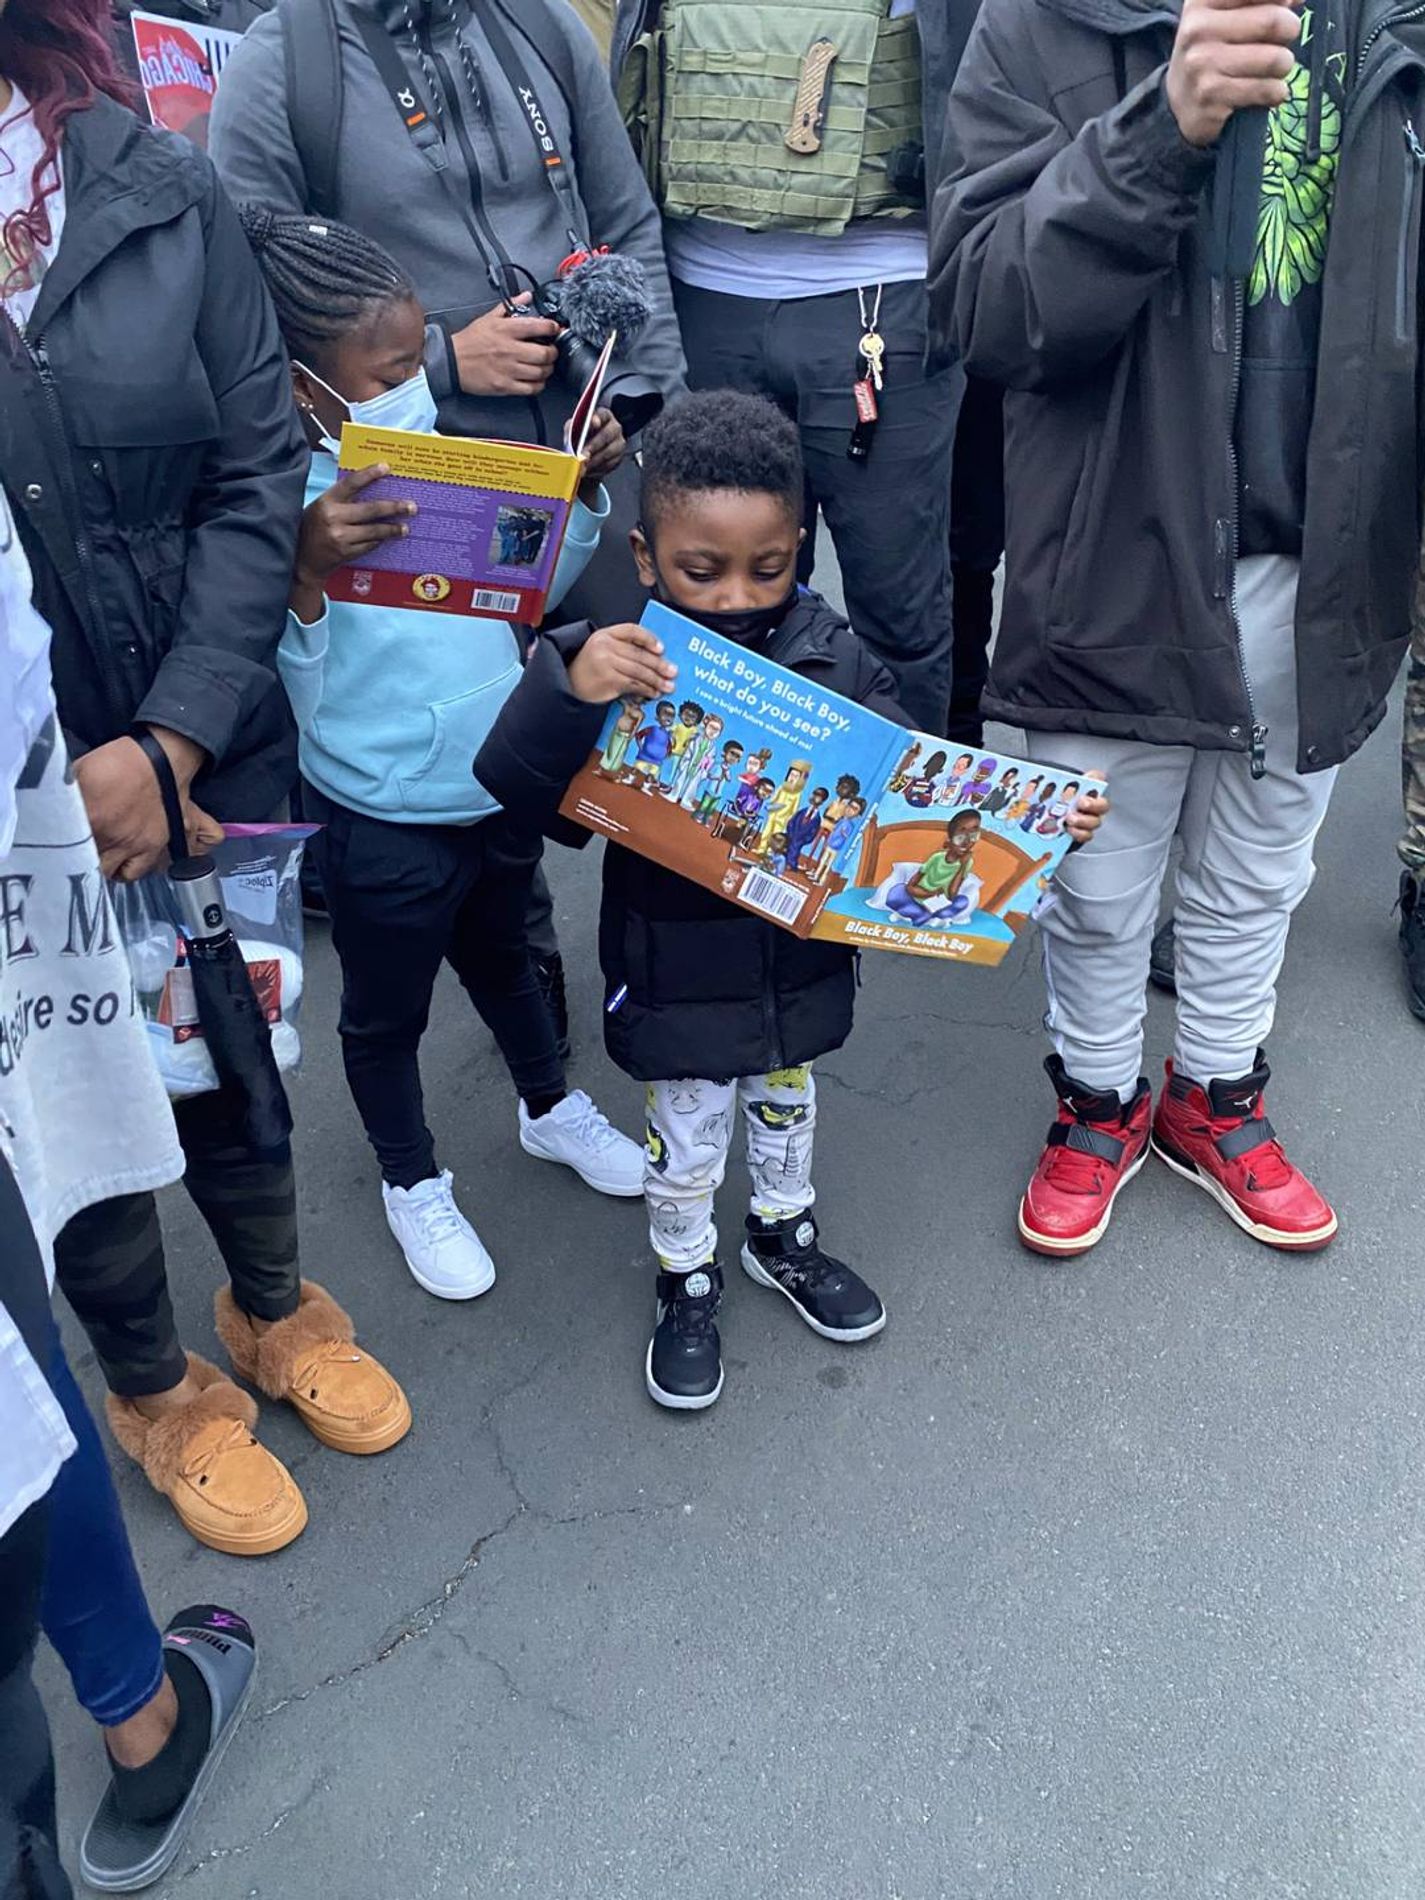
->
[238, 205, 415, 368]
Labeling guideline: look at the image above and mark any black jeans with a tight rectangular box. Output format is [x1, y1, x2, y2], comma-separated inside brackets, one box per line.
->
[53, 1085, 302, 1400]
[309, 795, 566, 1190]
[947, 374, 1006, 746]
[675, 276, 964, 734]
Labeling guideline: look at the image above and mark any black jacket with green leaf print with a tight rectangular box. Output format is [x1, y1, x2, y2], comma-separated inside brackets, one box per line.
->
[930, 0, 1425, 773]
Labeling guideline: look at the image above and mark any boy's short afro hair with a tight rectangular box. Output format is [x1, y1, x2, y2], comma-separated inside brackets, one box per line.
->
[640, 389, 803, 529]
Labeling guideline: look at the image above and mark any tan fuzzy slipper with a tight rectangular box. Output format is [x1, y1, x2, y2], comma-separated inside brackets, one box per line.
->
[215, 1280, 412, 1456]
[106, 1354, 307, 1557]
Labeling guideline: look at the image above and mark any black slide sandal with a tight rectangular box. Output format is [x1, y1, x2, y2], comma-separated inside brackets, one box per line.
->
[80, 1606, 257, 1893]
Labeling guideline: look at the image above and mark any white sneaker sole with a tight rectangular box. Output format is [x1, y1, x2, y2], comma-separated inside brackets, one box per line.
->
[402, 1256, 496, 1301]
[1016, 1145, 1149, 1257]
[384, 1218, 496, 1301]
[1150, 1138, 1339, 1250]
[739, 1247, 888, 1341]
[519, 1127, 644, 1198]
[644, 1339, 723, 1410]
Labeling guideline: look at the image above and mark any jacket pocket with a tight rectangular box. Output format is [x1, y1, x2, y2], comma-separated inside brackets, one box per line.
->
[397, 672, 518, 815]
[644, 914, 767, 1009]
[67, 375, 218, 449]
[65, 370, 217, 528]
[1045, 423, 1102, 634]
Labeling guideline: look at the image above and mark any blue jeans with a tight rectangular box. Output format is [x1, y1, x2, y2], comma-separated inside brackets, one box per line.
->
[41, 1329, 164, 1728]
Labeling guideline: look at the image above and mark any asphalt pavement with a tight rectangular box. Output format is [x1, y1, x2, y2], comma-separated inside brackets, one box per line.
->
[39, 648, 1425, 1899]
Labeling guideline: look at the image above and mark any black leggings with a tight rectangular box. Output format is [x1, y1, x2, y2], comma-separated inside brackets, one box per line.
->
[309, 794, 565, 1191]
[53, 1085, 301, 1400]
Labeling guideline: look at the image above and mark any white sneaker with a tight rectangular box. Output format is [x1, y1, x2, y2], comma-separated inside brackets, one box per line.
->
[382, 1171, 496, 1300]
[518, 1089, 644, 1197]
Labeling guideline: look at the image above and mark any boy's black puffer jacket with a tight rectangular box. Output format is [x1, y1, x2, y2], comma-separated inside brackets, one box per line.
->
[475, 591, 909, 1083]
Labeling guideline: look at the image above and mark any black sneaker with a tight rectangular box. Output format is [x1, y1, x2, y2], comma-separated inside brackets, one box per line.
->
[533, 951, 572, 1062]
[646, 1265, 724, 1410]
[1148, 917, 1177, 995]
[1400, 871, 1425, 1020]
[740, 1214, 886, 1342]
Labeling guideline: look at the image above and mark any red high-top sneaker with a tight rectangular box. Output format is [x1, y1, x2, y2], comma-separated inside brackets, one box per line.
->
[1018, 1057, 1152, 1257]
[1150, 1054, 1337, 1250]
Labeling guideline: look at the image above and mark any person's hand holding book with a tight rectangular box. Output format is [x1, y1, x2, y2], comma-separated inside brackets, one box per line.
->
[568, 624, 678, 706]
[578, 408, 625, 506]
[1066, 777, 1110, 847]
[291, 462, 416, 623]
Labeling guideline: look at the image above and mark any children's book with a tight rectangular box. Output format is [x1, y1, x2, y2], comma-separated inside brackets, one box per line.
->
[328, 335, 617, 625]
[558, 600, 1106, 968]
[129, 10, 242, 148]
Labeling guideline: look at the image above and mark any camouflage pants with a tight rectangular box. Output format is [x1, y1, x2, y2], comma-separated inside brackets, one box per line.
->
[1402, 586, 1425, 872]
[52, 1084, 300, 1399]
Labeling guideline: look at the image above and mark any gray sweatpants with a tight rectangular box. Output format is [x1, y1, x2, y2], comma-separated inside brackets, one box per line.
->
[1026, 555, 1338, 1099]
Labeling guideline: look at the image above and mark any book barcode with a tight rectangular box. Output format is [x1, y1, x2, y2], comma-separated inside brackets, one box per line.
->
[739, 870, 807, 926]
[471, 588, 522, 614]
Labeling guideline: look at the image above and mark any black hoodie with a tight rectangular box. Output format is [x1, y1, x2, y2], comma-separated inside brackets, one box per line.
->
[1236, 2, 1346, 557]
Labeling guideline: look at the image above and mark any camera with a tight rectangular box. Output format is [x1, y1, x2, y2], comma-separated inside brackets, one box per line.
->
[513, 250, 663, 437]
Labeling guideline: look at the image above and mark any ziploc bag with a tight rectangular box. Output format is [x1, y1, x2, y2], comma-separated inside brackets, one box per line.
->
[111, 823, 318, 1099]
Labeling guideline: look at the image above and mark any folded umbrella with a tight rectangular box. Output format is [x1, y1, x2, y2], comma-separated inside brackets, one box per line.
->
[135, 734, 293, 1155]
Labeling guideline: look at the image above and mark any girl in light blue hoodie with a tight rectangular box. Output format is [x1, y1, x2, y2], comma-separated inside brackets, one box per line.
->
[242, 209, 641, 1301]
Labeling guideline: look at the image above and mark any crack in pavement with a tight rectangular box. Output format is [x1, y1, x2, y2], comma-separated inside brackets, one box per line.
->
[248, 1381, 688, 1737]
[176, 1773, 329, 1883]
[469, 1645, 587, 1728]
[253, 1502, 528, 1726]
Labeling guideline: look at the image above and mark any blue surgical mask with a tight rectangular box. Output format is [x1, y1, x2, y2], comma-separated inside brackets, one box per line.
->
[295, 360, 438, 454]
[350, 368, 438, 435]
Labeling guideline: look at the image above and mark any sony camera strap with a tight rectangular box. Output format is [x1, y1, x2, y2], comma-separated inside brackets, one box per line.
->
[475, 0, 591, 255]
[348, 5, 520, 299]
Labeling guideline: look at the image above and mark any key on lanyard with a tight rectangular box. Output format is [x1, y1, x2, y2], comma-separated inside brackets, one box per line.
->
[848, 353, 879, 463]
[849, 284, 884, 462]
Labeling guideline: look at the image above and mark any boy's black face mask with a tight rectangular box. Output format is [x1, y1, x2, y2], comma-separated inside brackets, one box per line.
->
[653, 577, 799, 649]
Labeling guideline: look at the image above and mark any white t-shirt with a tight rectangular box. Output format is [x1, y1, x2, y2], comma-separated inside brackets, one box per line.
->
[663, 0, 926, 301]
[0, 84, 66, 331]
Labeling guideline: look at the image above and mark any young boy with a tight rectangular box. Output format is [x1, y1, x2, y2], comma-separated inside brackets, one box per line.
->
[663, 699, 705, 794]
[476, 394, 1103, 1409]
[693, 737, 744, 826]
[632, 702, 677, 789]
[934, 0, 1424, 1255]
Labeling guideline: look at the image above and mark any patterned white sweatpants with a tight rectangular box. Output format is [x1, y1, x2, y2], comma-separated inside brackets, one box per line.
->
[644, 1066, 816, 1271]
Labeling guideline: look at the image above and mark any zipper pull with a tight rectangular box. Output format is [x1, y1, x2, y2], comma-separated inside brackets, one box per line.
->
[1405, 119, 1425, 166]
[1249, 723, 1269, 780]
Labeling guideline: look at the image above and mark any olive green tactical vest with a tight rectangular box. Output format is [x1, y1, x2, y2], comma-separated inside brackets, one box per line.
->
[619, 0, 923, 236]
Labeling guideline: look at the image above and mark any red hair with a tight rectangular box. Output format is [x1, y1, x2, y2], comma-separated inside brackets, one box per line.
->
[0, 0, 135, 293]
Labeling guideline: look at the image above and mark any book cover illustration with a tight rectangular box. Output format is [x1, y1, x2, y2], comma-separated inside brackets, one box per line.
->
[329, 338, 615, 625]
[330, 426, 582, 624]
[558, 601, 1102, 966]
